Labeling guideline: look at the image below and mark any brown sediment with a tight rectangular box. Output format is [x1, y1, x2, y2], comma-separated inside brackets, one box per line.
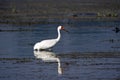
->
[0, 0, 120, 25]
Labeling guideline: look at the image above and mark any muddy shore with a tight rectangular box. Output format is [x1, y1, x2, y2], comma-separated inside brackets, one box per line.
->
[0, 0, 120, 25]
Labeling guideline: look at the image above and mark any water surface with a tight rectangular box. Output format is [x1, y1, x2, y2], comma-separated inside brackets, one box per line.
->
[0, 21, 120, 80]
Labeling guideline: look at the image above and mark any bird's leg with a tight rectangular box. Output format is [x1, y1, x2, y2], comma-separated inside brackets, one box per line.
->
[39, 49, 45, 51]
[39, 49, 53, 52]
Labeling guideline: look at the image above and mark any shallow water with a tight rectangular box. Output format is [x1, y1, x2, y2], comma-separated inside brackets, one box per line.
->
[0, 20, 120, 80]
[0, 52, 120, 80]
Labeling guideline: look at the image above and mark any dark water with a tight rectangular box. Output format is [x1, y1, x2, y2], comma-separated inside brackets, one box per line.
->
[0, 21, 120, 80]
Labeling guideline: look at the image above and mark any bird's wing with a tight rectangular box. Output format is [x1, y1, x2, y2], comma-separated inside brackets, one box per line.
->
[39, 39, 57, 49]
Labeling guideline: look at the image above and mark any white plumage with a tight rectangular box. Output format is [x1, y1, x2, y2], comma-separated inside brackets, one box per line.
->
[33, 25, 68, 51]
[34, 39, 57, 50]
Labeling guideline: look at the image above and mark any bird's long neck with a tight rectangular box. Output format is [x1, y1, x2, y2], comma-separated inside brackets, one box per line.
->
[56, 28, 61, 41]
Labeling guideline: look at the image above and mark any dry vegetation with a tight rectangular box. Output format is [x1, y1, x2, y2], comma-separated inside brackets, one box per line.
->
[0, 0, 120, 24]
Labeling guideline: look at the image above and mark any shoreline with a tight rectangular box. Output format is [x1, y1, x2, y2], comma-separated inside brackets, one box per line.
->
[0, 0, 120, 25]
[0, 17, 119, 25]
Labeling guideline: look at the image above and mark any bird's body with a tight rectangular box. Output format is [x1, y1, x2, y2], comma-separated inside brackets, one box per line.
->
[34, 26, 68, 51]
[34, 39, 58, 50]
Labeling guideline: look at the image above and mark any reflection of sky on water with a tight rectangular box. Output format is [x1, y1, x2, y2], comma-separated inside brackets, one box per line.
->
[0, 53, 119, 80]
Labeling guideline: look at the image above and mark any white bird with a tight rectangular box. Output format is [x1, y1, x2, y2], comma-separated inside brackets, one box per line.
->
[34, 25, 68, 51]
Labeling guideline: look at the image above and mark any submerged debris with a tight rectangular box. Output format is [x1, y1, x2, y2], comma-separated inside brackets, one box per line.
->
[113, 27, 120, 33]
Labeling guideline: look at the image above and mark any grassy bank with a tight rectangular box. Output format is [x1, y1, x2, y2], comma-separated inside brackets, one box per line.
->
[0, 0, 120, 25]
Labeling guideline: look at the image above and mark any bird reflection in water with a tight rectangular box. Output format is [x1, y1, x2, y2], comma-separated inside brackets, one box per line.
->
[33, 50, 63, 75]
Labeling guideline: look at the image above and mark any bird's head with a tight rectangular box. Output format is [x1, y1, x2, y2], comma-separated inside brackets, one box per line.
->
[58, 26, 69, 32]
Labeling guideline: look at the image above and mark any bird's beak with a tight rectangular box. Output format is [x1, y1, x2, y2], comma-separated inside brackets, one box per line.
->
[63, 29, 69, 33]
[61, 26, 69, 33]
